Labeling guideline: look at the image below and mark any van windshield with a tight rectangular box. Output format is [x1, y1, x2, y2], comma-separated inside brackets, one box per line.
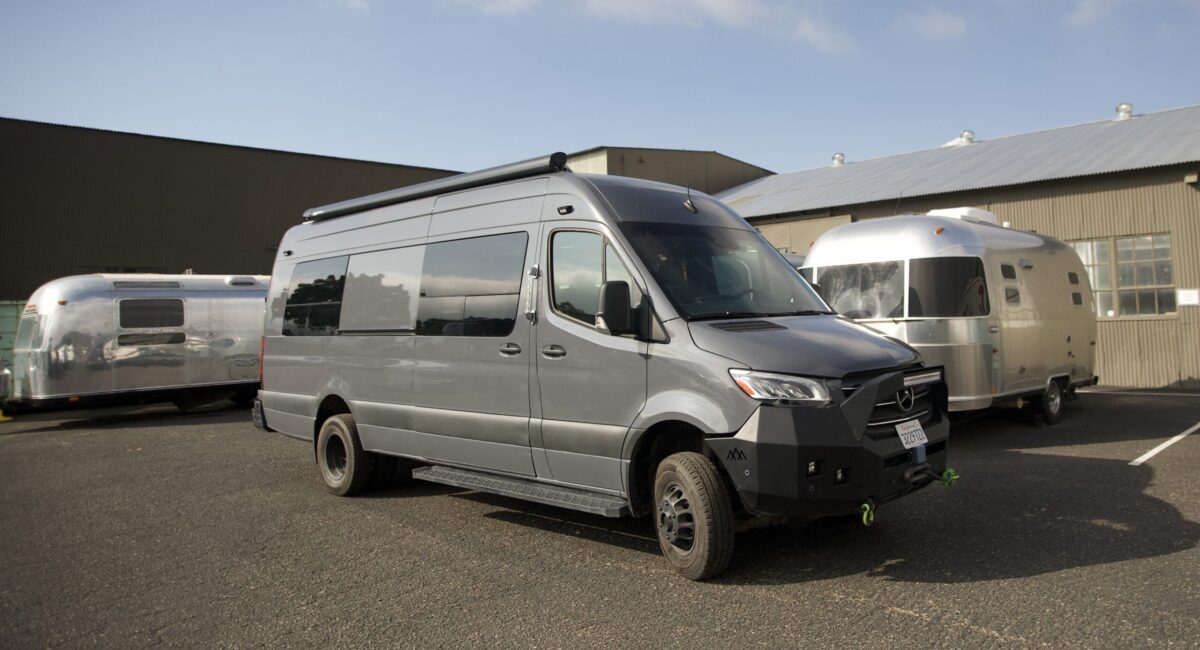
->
[618, 223, 829, 320]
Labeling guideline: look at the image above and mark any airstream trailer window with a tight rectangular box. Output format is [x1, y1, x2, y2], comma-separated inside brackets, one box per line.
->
[340, 245, 425, 333]
[14, 315, 42, 350]
[1068, 272, 1080, 285]
[283, 256, 348, 336]
[119, 299, 184, 329]
[1000, 264, 1017, 280]
[816, 262, 903, 320]
[908, 257, 990, 318]
[1005, 288, 1020, 305]
[415, 232, 527, 337]
[117, 332, 186, 346]
[618, 223, 827, 320]
[1072, 292, 1084, 306]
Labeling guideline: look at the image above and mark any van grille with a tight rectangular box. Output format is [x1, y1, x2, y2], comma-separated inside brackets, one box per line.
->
[843, 370, 937, 438]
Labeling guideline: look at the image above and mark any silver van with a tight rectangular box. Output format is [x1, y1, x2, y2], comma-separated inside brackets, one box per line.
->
[256, 153, 956, 580]
[803, 209, 1098, 422]
[6, 274, 267, 412]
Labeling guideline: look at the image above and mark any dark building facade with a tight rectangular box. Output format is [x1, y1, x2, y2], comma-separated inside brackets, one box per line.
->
[0, 118, 458, 301]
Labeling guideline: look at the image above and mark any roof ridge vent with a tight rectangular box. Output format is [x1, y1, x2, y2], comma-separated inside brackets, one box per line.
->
[941, 130, 976, 147]
[1115, 102, 1134, 121]
[831, 152, 845, 167]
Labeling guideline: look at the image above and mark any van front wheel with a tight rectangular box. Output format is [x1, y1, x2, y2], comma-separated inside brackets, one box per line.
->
[316, 414, 372, 496]
[1036, 381, 1064, 425]
[653, 452, 735, 580]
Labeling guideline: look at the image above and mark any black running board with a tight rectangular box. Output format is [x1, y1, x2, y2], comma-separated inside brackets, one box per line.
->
[412, 465, 630, 518]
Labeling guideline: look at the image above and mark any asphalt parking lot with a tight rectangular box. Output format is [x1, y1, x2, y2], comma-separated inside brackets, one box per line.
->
[1, 392, 1198, 648]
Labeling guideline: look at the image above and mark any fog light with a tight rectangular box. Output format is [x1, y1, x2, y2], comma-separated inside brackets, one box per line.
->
[807, 461, 820, 476]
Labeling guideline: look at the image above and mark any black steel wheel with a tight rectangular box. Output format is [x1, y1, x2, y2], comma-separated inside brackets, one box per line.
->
[316, 413, 373, 496]
[1036, 381, 1065, 425]
[653, 452, 735, 580]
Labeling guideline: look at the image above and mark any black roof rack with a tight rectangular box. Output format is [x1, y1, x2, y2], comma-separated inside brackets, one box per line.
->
[303, 151, 569, 223]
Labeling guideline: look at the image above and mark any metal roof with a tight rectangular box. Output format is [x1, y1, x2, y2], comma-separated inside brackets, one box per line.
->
[718, 104, 1200, 218]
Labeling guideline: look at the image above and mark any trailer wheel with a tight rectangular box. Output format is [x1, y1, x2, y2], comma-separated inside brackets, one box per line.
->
[653, 452, 735, 580]
[316, 414, 373, 496]
[1036, 381, 1064, 425]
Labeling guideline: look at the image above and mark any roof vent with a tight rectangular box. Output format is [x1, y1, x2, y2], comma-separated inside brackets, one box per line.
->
[225, 275, 258, 286]
[831, 152, 845, 167]
[927, 207, 1000, 225]
[1115, 102, 1133, 121]
[941, 130, 976, 147]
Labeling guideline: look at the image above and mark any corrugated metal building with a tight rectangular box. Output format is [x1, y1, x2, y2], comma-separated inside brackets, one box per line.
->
[719, 104, 1200, 389]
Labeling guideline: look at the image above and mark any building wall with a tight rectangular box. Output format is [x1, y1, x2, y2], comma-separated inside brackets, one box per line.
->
[0, 118, 457, 301]
[748, 164, 1200, 388]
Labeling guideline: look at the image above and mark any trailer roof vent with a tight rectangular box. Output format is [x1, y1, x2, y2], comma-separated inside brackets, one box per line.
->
[927, 207, 1000, 225]
[225, 275, 258, 286]
[1115, 102, 1133, 121]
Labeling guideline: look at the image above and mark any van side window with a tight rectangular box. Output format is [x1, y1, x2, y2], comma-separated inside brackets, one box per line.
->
[551, 231, 603, 325]
[1005, 288, 1020, 304]
[119, 299, 184, 329]
[1000, 264, 1017, 280]
[341, 246, 425, 333]
[283, 256, 349, 336]
[416, 232, 527, 337]
[1067, 272, 1080, 285]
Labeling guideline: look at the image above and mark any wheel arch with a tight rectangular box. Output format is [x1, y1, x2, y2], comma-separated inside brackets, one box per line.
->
[624, 420, 709, 517]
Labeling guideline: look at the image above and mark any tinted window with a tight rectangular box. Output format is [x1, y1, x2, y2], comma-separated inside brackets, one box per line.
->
[415, 233, 527, 337]
[117, 332, 186, 346]
[283, 256, 348, 336]
[909, 257, 990, 317]
[1005, 288, 1020, 304]
[340, 246, 424, 332]
[1072, 292, 1084, 306]
[818, 262, 903, 319]
[1001, 264, 1017, 280]
[1068, 271, 1080, 285]
[119, 299, 184, 328]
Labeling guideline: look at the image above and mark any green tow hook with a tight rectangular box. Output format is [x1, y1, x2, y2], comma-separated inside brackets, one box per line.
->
[860, 500, 876, 527]
[941, 468, 960, 487]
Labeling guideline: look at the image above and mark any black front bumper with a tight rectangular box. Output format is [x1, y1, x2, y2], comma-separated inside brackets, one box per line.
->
[707, 369, 950, 519]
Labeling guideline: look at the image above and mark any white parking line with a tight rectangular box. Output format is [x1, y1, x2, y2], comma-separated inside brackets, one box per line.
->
[1129, 421, 1200, 466]
[1078, 389, 1200, 398]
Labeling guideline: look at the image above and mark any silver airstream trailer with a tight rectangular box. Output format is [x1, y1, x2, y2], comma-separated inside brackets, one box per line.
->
[4, 274, 268, 412]
[803, 208, 1097, 423]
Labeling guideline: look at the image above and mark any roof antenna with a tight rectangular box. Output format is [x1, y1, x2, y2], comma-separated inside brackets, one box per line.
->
[684, 185, 698, 213]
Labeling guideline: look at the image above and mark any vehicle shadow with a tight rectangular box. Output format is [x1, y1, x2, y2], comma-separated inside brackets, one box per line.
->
[0, 401, 250, 435]
[721, 449, 1198, 585]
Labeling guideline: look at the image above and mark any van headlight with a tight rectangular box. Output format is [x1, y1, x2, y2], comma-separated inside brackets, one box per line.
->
[729, 369, 830, 406]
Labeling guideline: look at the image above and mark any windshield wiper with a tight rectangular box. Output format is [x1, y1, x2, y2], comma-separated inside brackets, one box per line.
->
[687, 312, 772, 322]
[766, 310, 835, 317]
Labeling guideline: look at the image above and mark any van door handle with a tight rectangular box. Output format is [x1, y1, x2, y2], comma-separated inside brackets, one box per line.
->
[499, 343, 522, 357]
[541, 344, 567, 359]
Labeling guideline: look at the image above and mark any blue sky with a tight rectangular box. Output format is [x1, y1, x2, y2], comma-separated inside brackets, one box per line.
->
[2, 0, 1199, 173]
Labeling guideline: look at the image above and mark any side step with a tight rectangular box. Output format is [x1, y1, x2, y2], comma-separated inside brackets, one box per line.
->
[412, 465, 630, 518]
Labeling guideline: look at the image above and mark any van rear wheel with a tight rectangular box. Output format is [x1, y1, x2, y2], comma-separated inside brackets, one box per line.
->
[1036, 381, 1064, 425]
[653, 452, 735, 580]
[316, 414, 373, 496]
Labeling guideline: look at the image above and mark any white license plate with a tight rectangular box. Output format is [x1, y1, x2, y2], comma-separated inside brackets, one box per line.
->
[895, 419, 928, 449]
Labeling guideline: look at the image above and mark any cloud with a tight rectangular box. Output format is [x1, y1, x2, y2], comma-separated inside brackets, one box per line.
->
[1064, 0, 1124, 25]
[894, 8, 966, 40]
[342, 0, 371, 12]
[448, 0, 854, 53]
[450, 0, 540, 15]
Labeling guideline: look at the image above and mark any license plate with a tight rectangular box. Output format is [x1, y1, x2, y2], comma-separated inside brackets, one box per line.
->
[895, 419, 928, 449]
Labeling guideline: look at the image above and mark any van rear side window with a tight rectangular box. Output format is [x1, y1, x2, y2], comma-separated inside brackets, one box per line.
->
[340, 246, 425, 333]
[119, 299, 184, 329]
[416, 232, 527, 337]
[284, 256, 348, 336]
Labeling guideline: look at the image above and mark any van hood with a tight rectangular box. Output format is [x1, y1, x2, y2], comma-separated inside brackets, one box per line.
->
[687, 315, 920, 379]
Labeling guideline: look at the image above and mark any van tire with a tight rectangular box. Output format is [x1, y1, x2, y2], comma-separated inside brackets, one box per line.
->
[653, 452, 735, 580]
[1036, 381, 1064, 425]
[316, 414, 373, 496]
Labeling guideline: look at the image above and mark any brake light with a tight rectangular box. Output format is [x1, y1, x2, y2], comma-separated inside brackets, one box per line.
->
[259, 336, 265, 388]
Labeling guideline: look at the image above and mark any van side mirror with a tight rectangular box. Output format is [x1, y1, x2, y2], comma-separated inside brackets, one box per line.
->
[596, 281, 634, 336]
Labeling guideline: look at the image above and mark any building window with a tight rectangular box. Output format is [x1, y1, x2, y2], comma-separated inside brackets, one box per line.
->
[1071, 234, 1176, 318]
